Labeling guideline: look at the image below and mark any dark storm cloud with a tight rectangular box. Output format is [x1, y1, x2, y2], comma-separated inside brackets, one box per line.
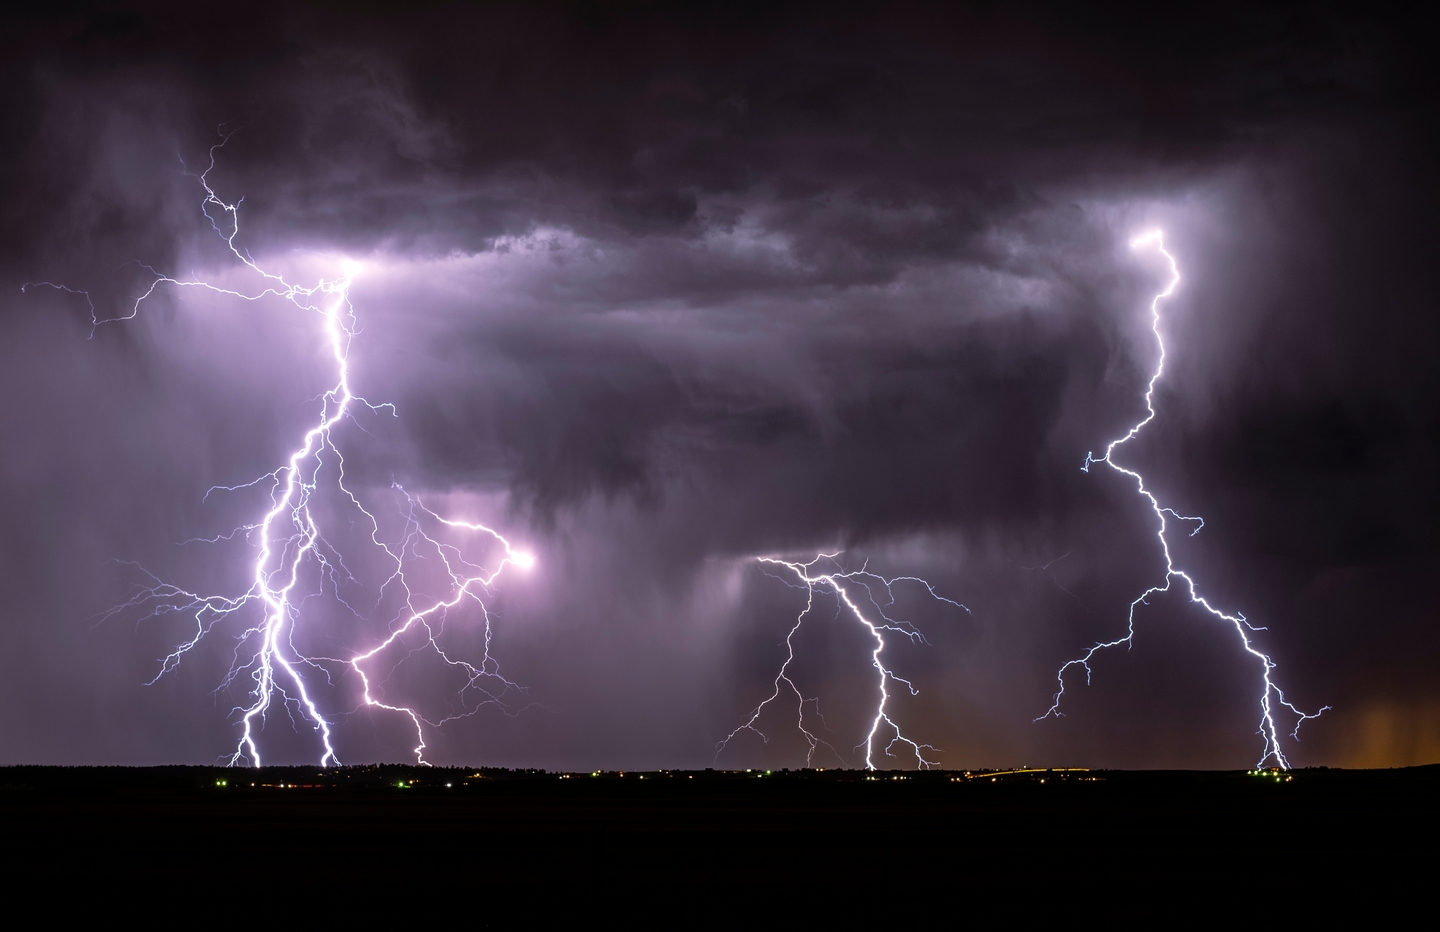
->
[0, 2, 1435, 768]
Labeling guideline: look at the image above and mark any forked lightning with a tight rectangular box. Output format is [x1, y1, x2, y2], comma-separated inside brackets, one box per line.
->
[719, 552, 969, 770]
[1039, 230, 1326, 767]
[28, 139, 533, 766]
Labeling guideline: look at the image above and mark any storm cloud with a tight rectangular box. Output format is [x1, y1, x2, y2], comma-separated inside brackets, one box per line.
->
[0, 2, 1435, 769]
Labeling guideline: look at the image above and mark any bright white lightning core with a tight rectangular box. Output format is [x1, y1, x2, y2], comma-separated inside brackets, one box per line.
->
[32, 141, 533, 767]
[718, 552, 969, 770]
[1039, 230, 1327, 768]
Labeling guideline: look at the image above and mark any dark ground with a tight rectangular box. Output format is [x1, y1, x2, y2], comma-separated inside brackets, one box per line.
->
[2, 764, 1433, 918]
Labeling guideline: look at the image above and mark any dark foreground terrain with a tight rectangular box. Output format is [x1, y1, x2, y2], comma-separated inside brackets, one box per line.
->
[3, 764, 1433, 917]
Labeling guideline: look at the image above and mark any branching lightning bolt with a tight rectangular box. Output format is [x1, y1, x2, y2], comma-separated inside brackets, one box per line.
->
[1038, 230, 1327, 768]
[718, 552, 969, 770]
[35, 137, 535, 766]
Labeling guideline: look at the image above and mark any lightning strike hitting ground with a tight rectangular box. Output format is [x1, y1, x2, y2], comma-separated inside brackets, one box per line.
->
[30, 140, 534, 766]
[718, 553, 969, 770]
[1038, 231, 1326, 768]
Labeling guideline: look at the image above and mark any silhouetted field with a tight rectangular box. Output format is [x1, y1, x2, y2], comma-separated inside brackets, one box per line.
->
[3, 765, 1431, 917]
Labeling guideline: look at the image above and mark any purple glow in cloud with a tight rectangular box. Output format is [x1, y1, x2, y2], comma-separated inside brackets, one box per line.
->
[84, 142, 536, 766]
[3, 3, 1431, 772]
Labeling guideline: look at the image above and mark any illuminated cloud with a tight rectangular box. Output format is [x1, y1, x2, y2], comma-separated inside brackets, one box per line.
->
[0, 3, 1433, 768]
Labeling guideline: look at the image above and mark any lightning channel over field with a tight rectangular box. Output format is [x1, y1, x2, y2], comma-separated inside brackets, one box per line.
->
[1038, 230, 1327, 768]
[39, 139, 535, 766]
[718, 552, 969, 770]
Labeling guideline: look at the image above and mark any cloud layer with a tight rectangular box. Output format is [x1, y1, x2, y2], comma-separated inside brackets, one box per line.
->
[0, 2, 1435, 768]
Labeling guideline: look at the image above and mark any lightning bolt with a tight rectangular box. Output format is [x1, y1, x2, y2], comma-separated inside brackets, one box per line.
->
[718, 552, 969, 770]
[1038, 230, 1327, 768]
[35, 136, 535, 766]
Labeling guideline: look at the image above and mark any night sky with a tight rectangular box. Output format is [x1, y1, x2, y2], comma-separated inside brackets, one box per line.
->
[0, 2, 1435, 770]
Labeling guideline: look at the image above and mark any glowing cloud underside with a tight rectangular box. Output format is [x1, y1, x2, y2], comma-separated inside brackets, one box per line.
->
[1038, 230, 1327, 768]
[28, 140, 533, 766]
[718, 553, 970, 771]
